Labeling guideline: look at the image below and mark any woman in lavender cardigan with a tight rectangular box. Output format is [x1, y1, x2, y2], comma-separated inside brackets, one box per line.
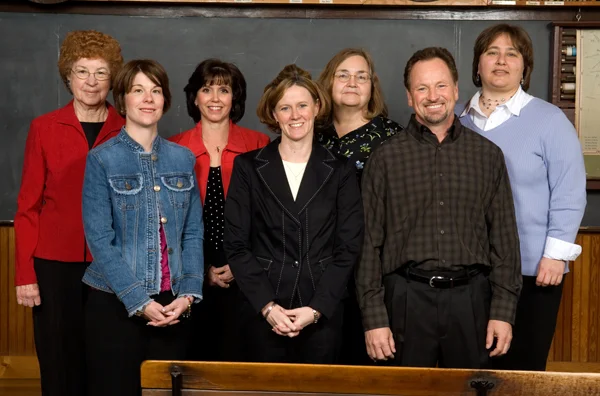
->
[458, 23, 586, 371]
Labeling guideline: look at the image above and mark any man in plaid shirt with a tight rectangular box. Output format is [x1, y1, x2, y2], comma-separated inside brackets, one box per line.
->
[356, 47, 522, 368]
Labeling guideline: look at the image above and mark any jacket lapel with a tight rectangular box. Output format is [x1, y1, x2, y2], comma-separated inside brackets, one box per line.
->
[255, 139, 300, 224]
[294, 143, 336, 215]
[56, 100, 124, 147]
[255, 139, 337, 222]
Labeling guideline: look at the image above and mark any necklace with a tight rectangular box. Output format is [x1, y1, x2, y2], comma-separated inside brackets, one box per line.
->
[479, 92, 514, 110]
[202, 138, 227, 154]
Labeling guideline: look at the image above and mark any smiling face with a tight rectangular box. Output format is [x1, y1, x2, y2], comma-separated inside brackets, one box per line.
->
[69, 57, 111, 109]
[195, 84, 233, 124]
[478, 33, 525, 93]
[332, 55, 371, 113]
[124, 72, 165, 130]
[273, 84, 320, 144]
[406, 57, 458, 129]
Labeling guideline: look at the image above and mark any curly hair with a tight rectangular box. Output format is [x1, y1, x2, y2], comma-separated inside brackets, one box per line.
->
[57, 30, 123, 94]
[317, 48, 388, 123]
[184, 59, 247, 124]
[257, 64, 331, 134]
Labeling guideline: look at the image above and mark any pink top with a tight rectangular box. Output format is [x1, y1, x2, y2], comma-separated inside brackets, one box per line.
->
[160, 223, 171, 292]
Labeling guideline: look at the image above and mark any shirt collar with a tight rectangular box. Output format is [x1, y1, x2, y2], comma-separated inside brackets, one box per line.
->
[187, 120, 247, 157]
[407, 114, 461, 144]
[461, 86, 533, 118]
[117, 126, 161, 153]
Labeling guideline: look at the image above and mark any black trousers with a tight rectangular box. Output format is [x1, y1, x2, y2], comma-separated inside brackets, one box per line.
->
[338, 282, 372, 365]
[492, 275, 564, 371]
[190, 282, 244, 361]
[85, 289, 191, 396]
[384, 271, 491, 368]
[241, 298, 344, 364]
[32, 258, 88, 396]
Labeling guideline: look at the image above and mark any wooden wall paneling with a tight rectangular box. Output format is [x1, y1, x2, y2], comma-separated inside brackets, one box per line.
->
[572, 234, 583, 361]
[562, 256, 574, 361]
[580, 234, 591, 361]
[0, 226, 35, 357]
[3, 224, 600, 376]
[589, 233, 599, 362]
[551, 280, 564, 361]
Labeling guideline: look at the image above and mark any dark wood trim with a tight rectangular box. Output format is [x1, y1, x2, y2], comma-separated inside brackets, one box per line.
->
[579, 226, 600, 234]
[3, 3, 600, 20]
[587, 179, 600, 190]
[552, 21, 600, 27]
[0, 221, 14, 226]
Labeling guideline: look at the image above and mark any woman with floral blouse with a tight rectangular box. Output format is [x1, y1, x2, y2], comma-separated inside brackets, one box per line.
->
[317, 48, 403, 183]
[317, 48, 403, 365]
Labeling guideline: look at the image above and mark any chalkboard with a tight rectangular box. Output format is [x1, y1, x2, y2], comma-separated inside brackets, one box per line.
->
[3, 12, 595, 225]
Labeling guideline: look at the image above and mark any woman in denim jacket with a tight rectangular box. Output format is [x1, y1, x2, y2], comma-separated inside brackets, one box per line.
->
[82, 59, 204, 396]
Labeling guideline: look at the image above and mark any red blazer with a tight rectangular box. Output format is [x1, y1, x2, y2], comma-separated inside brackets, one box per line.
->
[14, 101, 124, 286]
[169, 121, 270, 204]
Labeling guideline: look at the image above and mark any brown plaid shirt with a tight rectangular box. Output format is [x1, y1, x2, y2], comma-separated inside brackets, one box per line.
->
[357, 115, 522, 330]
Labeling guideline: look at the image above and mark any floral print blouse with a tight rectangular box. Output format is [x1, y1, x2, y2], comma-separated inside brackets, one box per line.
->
[317, 115, 404, 183]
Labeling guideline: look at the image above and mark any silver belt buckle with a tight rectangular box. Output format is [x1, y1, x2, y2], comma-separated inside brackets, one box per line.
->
[429, 275, 445, 288]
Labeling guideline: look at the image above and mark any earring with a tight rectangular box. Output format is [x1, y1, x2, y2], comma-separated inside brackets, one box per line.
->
[521, 78, 524, 86]
[475, 74, 481, 84]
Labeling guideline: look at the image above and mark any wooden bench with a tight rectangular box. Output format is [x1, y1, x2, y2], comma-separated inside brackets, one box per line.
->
[141, 361, 600, 396]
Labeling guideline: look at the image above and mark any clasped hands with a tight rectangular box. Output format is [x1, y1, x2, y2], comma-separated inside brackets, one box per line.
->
[140, 297, 190, 327]
[261, 302, 319, 338]
[207, 264, 234, 288]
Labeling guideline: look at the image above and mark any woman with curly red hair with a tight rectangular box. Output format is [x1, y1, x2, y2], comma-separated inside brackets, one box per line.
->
[14, 30, 124, 396]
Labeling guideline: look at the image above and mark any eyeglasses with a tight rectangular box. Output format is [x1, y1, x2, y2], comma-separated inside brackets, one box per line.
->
[71, 68, 111, 81]
[334, 72, 371, 84]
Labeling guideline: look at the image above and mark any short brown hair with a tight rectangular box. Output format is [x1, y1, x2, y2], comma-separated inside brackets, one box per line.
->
[112, 59, 172, 115]
[317, 48, 388, 122]
[257, 64, 331, 133]
[57, 30, 123, 94]
[472, 24, 533, 91]
[404, 47, 458, 90]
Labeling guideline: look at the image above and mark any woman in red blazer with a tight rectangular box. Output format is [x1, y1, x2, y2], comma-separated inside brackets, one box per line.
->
[14, 30, 124, 396]
[169, 59, 269, 361]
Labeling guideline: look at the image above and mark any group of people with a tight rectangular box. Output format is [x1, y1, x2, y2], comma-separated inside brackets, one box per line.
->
[13, 23, 586, 396]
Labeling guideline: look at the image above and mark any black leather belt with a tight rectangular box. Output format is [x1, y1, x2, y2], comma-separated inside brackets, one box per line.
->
[399, 266, 486, 289]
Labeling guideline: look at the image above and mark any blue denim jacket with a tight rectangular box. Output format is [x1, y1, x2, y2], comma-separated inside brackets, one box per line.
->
[82, 128, 204, 316]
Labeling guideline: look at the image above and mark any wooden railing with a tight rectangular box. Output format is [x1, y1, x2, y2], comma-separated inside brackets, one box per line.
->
[141, 361, 600, 396]
[2, 223, 600, 378]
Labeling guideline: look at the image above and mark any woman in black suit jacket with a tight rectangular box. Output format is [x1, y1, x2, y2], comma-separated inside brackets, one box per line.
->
[224, 64, 364, 363]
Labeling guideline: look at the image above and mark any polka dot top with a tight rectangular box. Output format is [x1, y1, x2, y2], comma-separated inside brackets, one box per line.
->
[203, 166, 225, 254]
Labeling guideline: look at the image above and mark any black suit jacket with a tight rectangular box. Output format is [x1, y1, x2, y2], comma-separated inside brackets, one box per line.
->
[224, 138, 364, 319]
